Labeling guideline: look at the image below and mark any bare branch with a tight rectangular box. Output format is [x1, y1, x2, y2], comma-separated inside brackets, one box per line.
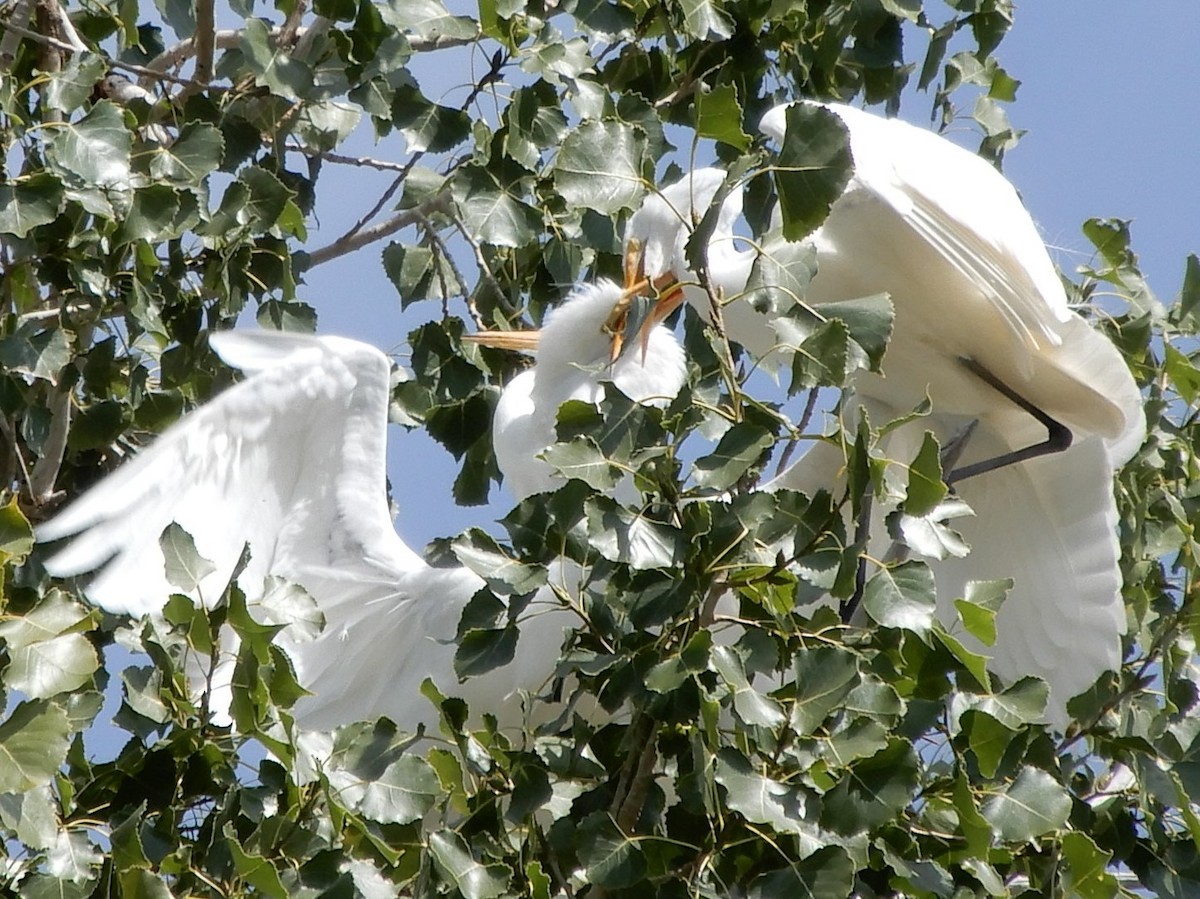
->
[29, 387, 70, 501]
[277, 0, 307, 48]
[190, 0, 215, 89]
[287, 144, 413, 173]
[41, 0, 85, 54]
[0, 0, 36, 73]
[306, 193, 451, 268]
[448, 215, 516, 321]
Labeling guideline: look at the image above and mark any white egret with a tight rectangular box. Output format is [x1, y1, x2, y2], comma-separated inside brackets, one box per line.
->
[38, 279, 686, 732]
[625, 101, 1145, 724]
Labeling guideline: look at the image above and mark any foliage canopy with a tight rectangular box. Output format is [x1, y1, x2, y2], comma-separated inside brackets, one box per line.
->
[1, 0, 1199, 896]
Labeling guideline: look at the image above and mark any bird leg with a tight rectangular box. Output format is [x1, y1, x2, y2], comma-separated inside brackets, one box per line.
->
[945, 357, 1073, 485]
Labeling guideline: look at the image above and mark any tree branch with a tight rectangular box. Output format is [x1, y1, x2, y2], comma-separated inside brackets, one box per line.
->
[0, 0, 36, 73]
[40, 0, 85, 53]
[190, 0, 214, 89]
[143, 22, 477, 78]
[305, 193, 451, 268]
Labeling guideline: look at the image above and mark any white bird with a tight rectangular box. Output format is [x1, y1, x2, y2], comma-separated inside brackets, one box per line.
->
[38, 279, 686, 732]
[625, 101, 1145, 725]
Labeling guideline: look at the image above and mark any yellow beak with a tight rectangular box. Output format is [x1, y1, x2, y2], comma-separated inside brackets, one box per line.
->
[463, 240, 685, 360]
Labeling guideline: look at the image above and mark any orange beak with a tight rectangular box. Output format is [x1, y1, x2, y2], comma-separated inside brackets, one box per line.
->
[463, 241, 684, 361]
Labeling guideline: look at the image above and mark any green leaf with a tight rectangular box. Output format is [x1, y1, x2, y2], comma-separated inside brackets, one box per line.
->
[541, 436, 621, 491]
[862, 560, 936, 636]
[45, 55, 107, 112]
[577, 812, 647, 888]
[692, 421, 774, 491]
[455, 625, 519, 678]
[358, 755, 442, 824]
[714, 748, 819, 844]
[393, 82, 471, 153]
[1180, 253, 1200, 326]
[240, 17, 313, 99]
[554, 120, 648, 214]
[159, 522, 218, 593]
[748, 847, 855, 899]
[821, 739, 919, 834]
[225, 824, 288, 898]
[149, 122, 224, 184]
[0, 328, 72, 382]
[953, 772, 994, 856]
[954, 578, 1011, 647]
[694, 84, 750, 150]
[0, 174, 64, 237]
[958, 677, 1048, 729]
[773, 104, 853, 240]
[585, 496, 683, 570]
[904, 432, 946, 517]
[1166, 342, 1200, 405]
[428, 830, 510, 899]
[452, 529, 545, 593]
[961, 710, 1017, 778]
[0, 593, 98, 698]
[677, 0, 734, 40]
[817, 294, 895, 372]
[710, 645, 786, 727]
[933, 625, 991, 691]
[47, 100, 132, 188]
[0, 496, 35, 560]
[980, 765, 1070, 842]
[0, 700, 71, 792]
[1059, 831, 1119, 899]
[789, 646, 860, 735]
[388, 0, 478, 42]
[451, 163, 541, 248]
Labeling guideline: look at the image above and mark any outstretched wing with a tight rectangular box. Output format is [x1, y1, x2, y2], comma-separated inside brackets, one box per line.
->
[39, 330, 422, 615]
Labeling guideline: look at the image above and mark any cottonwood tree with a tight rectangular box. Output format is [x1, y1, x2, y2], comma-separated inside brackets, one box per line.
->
[1, 0, 1197, 895]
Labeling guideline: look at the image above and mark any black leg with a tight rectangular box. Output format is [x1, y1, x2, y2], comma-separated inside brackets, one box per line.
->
[945, 357, 1073, 485]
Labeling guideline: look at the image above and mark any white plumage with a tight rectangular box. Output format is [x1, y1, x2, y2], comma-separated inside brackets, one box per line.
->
[627, 101, 1145, 724]
[38, 280, 686, 732]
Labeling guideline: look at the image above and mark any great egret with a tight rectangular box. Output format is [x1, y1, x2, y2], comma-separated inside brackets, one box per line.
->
[625, 101, 1145, 724]
[38, 279, 686, 732]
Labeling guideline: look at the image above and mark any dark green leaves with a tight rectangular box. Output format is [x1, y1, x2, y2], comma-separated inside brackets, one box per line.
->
[773, 104, 854, 241]
[47, 101, 132, 187]
[0, 174, 64, 238]
[0, 701, 71, 793]
[980, 766, 1071, 842]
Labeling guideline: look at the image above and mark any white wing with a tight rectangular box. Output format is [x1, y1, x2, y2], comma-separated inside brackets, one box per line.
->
[40, 331, 419, 612]
[761, 101, 1143, 449]
[39, 331, 575, 730]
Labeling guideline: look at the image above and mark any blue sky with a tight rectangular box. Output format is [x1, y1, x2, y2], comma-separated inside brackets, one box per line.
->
[299, 3, 1200, 553]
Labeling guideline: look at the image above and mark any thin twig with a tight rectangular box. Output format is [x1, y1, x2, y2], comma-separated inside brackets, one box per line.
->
[417, 212, 482, 326]
[305, 193, 451, 268]
[0, 414, 34, 499]
[774, 388, 820, 477]
[447, 215, 513, 321]
[286, 144, 413, 173]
